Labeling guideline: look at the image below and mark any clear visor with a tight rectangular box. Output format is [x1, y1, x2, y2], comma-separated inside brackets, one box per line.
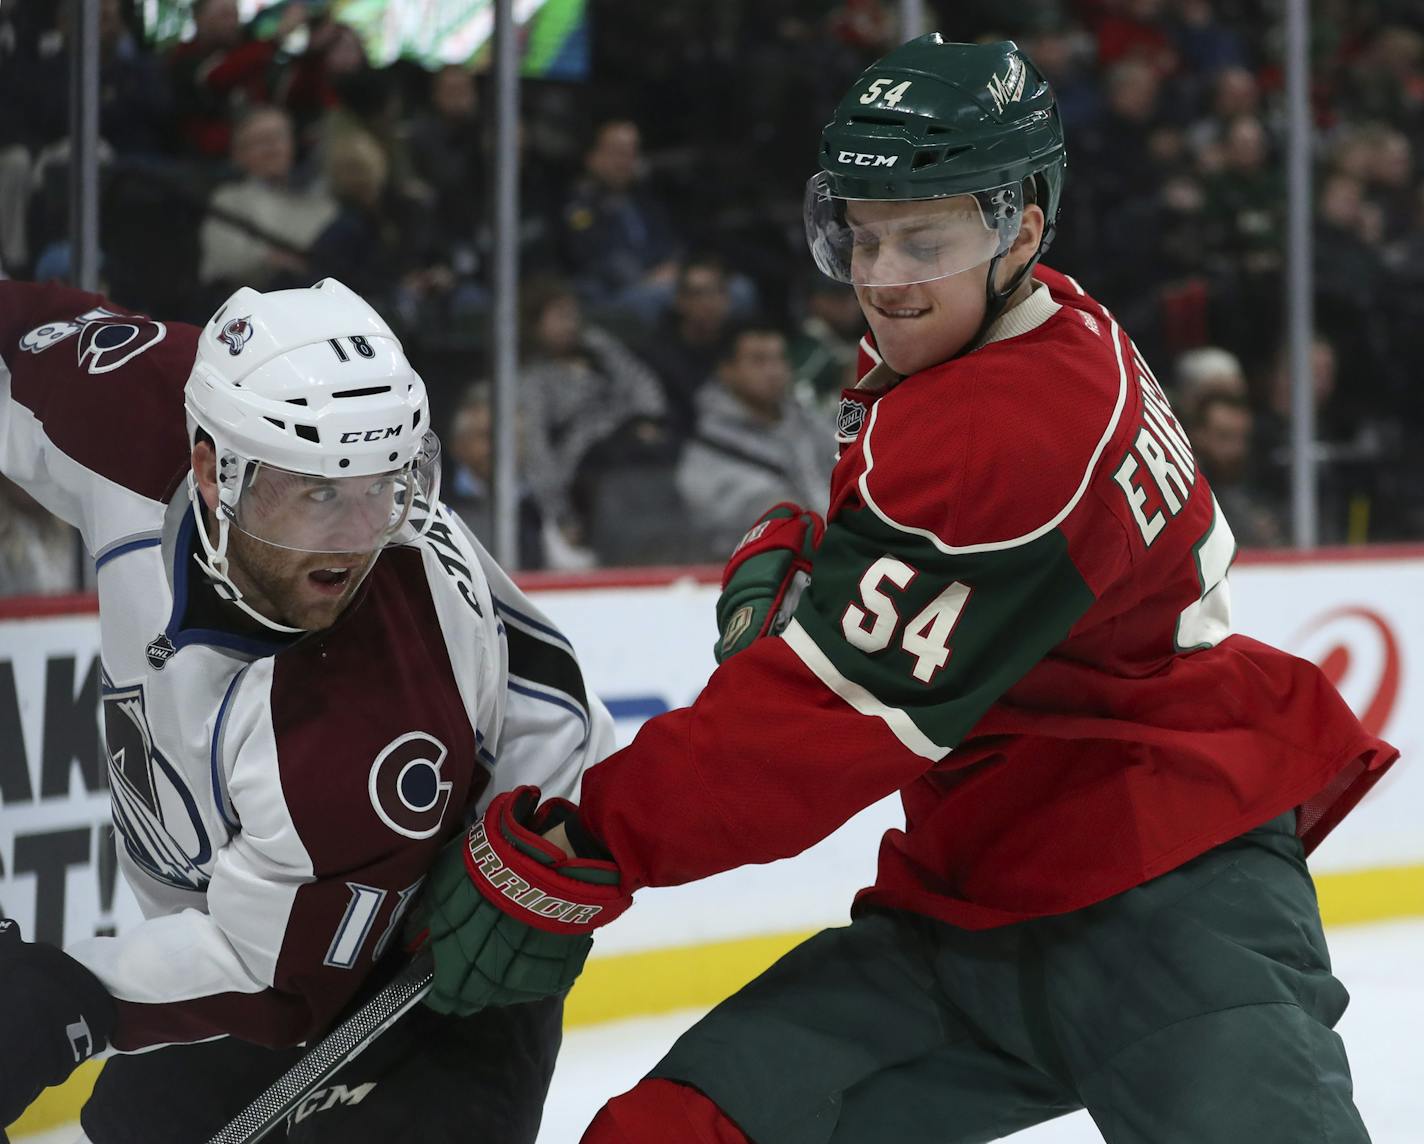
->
[804, 173, 1023, 287]
[227, 431, 441, 555]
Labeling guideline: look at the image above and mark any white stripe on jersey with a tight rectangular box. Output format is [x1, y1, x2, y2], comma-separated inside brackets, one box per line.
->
[781, 619, 949, 761]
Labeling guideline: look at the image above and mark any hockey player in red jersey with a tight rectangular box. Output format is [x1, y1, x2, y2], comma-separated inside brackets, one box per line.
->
[0, 278, 616, 1141]
[415, 35, 1396, 1143]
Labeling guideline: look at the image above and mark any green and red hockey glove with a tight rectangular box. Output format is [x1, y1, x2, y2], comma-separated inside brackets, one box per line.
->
[418, 787, 630, 1017]
[714, 501, 824, 663]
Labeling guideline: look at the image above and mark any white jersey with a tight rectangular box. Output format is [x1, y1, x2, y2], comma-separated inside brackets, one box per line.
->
[0, 281, 614, 1050]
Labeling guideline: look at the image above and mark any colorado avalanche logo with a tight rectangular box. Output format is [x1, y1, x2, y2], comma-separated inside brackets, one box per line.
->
[219, 316, 254, 356]
[368, 732, 453, 840]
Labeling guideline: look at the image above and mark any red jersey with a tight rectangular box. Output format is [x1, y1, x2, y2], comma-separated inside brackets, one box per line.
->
[580, 267, 1397, 928]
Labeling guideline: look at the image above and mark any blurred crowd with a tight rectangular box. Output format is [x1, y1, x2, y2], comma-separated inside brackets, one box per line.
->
[3, 0, 1424, 593]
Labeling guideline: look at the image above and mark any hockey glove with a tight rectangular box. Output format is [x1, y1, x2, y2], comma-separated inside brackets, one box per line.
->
[419, 787, 631, 1017]
[0, 918, 115, 1126]
[715, 501, 824, 662]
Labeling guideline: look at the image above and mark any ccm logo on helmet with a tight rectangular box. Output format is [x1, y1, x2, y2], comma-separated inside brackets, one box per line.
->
[838, 151, 898, 168]
[339, 426, 403, 443]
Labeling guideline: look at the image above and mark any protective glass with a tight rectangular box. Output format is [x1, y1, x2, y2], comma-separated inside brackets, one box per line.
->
[228, 430, 441, 554]
[804, 174, 1023, 287]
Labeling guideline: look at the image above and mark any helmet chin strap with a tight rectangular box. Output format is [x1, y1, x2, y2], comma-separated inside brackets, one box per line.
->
[187, 474, 307, 636]
[958, 211, 1057, 360]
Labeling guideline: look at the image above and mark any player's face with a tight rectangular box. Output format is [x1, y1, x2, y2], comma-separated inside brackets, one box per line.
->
[223, 527, 379, 632]
[850, 198, 1044, 376]
[192, 443, 390, 631]
[226, 465, 399, 629]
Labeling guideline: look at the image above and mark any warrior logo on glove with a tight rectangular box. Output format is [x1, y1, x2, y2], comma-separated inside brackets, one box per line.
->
[465, 822, 605, 927]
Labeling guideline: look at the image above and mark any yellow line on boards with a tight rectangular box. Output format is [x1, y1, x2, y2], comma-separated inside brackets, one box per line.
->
[11, 864, 1424, 1139]
[565, 930, 814, 1027]
[1315, 863, 1424, 927]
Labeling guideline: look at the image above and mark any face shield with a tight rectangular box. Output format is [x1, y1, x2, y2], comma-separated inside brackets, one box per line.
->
[224, 430, 441, 555]
[804, 173, 1024, 288]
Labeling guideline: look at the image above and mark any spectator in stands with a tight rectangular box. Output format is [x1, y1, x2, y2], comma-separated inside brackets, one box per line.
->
[1186, 393, 1284, 548]
[518, 275, 671, 548]
[1081, 57, 1165, 221]
[277, 15, 371, 145]
[443, 382, 547, 570]
[0, 477, 80, 596]
[1254, 334, 1371, 545]
[168, 0, 305, 159]
[1021, 25, 1102, 138]
[1361, 125, 1415, 244]
[558, 118, 681, 323]
[1341, 24, 1424, 135]
[1187, 66, 1262, 171]
[305, 130, 447, 317]
[406, 64, 484, 259]
[1172, 345, 1248, 423]
[0, 142, 28, 275]
[635, 255, 736, 441]
[2, 0, 170, 162]
[1315, 170, 1386, 312]
[787, 275, 865, 409]
[1169, 0, 1248, 79]
[677, 324, 834, 562]
[1202, 114, 1285, 371]
[198, 106, 336, 291]
[1094, 0, 1177, 75]
[312, 40, 425, 206]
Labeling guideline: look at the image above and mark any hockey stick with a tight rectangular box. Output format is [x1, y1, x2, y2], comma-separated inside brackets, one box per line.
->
[206, 948, 434, 1144]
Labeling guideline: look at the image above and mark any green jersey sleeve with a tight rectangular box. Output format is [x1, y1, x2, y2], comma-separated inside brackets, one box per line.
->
[790, 501, 1100, 755]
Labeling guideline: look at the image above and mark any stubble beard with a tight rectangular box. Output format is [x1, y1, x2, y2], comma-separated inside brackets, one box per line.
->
[224, 528, 374, 632]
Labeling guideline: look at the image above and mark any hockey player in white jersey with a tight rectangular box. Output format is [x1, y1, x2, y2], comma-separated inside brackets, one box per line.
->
[0, 277, 616, 1141]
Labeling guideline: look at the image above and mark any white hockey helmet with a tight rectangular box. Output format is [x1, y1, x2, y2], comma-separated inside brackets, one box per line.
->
[183, 279, 440, 630]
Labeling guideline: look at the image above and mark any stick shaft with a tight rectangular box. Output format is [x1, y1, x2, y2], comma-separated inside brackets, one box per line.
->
[206, 950, 434, 1144]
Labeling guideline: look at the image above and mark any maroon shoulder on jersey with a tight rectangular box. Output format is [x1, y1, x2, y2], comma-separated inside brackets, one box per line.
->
[0, 280, 197, 503]
[847, 266, 1126, 553]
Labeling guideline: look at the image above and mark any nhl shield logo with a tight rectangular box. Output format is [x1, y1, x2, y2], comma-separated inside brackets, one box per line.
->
[835, 396, 867, 442]
[145, 633, 177, 671]
[218, 316, 254, 356]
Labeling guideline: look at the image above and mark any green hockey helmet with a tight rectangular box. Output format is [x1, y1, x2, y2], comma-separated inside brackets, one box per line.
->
[805, 35, 1066, 289]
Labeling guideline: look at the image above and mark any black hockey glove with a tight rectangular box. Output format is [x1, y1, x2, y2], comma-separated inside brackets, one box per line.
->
[0, 918, 116, 1127]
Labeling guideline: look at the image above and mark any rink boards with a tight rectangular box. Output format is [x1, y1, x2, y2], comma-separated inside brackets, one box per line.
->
[2, 550, 1422, 1135]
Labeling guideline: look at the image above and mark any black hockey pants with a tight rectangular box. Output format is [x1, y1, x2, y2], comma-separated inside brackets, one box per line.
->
[80, 992, 563, 1144]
